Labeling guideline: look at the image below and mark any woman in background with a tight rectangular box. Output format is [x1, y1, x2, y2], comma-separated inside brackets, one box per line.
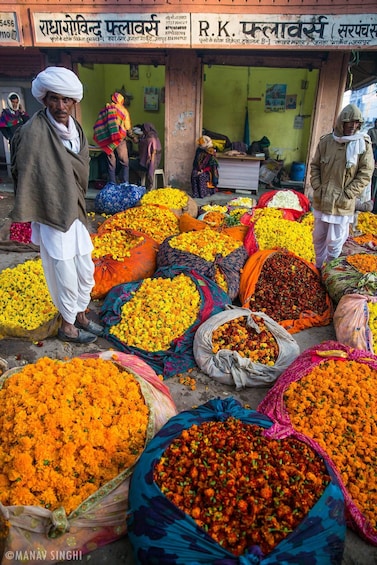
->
[191, 135, 219, 199]
[0, 92, 29, 141]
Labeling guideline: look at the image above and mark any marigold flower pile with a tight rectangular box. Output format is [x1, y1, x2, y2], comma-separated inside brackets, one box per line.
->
[201, 204, 228, 214]
[91, 230, 145, 261]
[284, 358, 377, 529]
[227, 196, 255, 208]
[141, 187, 188, 209]
[109, 273, 201, 352]
[346, 253, 377, 274]
[0, 259, 57, 332]
[253, 214, 315, 264]
[353, 233, 377, 246]
[0, 357, 149, 514]
[298, 211, 314, 228]
[99, 204, 179, 244]
[266, 190, 303, 211]
[249, 252, 327, 322]
[356, 211, 377, 235]
[154, 418, 330, 556]
[169, 229, 241, 261]
[212, 315, 278, 365]
[202, 211, 227, 227]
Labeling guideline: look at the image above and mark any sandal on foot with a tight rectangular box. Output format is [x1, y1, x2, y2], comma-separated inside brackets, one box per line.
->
[58, 328, 97, 344]
[75, 320, 104, 336]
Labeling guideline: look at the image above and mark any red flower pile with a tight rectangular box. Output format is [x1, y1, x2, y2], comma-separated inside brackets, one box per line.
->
[212, 315, 279, 365]
[10, 222, 32, 244]
[249, 252, 327, 322]
[154, 418, 330, 556]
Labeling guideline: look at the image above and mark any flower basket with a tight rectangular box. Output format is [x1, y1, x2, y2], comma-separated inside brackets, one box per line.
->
[100, 265, 232, 378]
[193, 306, 300, 389]
[179, 213, 248, 244]
[0, 351, 177, 564]
[156, 231, 248, 300]
[239, 249, 333, 334]
[258, 341, 377, 546]
[127, 397, 345, 564]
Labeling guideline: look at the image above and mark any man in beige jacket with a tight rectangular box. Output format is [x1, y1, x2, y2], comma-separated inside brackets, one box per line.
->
[310, 104, 374, 269]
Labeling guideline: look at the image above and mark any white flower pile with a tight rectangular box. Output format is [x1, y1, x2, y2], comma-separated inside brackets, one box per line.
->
[266, 190, 302, 211]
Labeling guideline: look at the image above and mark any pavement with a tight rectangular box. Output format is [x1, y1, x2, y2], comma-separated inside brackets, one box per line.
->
[0, 180, 376, 564]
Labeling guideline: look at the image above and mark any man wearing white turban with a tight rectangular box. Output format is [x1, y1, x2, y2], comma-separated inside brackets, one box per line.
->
[9, 66, 104, 344]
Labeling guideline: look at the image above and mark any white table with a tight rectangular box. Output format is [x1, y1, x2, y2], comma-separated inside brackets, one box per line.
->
[216, 154, 264, 194]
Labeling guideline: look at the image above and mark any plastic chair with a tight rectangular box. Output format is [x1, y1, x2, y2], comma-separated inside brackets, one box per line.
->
[152, 169, 165, 190]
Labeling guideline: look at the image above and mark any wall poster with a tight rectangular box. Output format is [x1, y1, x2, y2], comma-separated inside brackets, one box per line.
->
[265, 84, 287, 112]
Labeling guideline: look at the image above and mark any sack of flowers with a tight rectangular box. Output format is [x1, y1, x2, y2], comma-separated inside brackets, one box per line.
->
[127, 396, 346, 564]
[179, 212, 249, 244]
[193, 305, 300, 389]
[242, 207, 315, 261]
[100, 265, 232, 378]
[156, 230, 249, 300]
[239, 249, 333, 334]
[342, 233, 377, 256]
[258, 340, 377, 545]
[322, 252, 377, 305]
[0, 258, 60, 341]
[256, 189, 311, 221]
[91, 228, 159, 299]
[94, 182, 146, 215]
[0, 351, 177, 564]
[140, 187, 198, 218]
[97, 203, 180, 245]
[333, 293, 377, 353]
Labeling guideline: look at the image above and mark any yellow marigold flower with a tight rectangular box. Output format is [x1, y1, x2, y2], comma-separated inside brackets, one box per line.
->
[168, 229, 241, 262]
[367, 302, 377, 347]
[141, 188, 188, 210]
[91, 230, 145, 261]
[356, 212, 377, 235]
[0, 259, 57, 332]
[109, 274, 200, 352]
[254, 216, 315, 263]
[201, 204, 228, 213]
[0, 357, 149, 514]
[99, 204, 179, 244]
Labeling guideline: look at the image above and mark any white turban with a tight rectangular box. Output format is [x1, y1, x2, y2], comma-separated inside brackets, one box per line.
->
[31, 66, 83, 104]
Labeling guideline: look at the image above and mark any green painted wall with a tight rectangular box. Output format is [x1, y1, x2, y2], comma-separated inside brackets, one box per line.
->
[203, 65, 318, 170]
[78, 62, 318, 175]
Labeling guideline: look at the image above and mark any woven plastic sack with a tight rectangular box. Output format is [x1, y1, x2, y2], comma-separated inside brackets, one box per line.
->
[100, 265, 232, 378]
[193, 306, 300, 389]
[322, 252, 377, 305]
[140, 188, 198, 218]
[0, 351, 177, 565]
[333, 293, 377, 352]
[127, 397, 345, 564]
[157, 233, 248, 301]
[94, 182, 146, 215]
[258, 340, 377, 546]
[91, 228, 158, 299]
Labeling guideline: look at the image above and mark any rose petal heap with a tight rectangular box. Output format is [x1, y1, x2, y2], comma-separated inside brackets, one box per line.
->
[109, 273, 201, 352]
[283, 358, 377, 530]
[98, 204, 179, 244]
[248, 252, 327, 322]
[212, 315, 279, 365]
[154, 418, 330, 556]
[0, 357, 149, 514]
[9, 222, 32, 244]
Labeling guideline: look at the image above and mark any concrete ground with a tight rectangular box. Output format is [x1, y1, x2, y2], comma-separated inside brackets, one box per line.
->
[0, 182, 377, 564]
